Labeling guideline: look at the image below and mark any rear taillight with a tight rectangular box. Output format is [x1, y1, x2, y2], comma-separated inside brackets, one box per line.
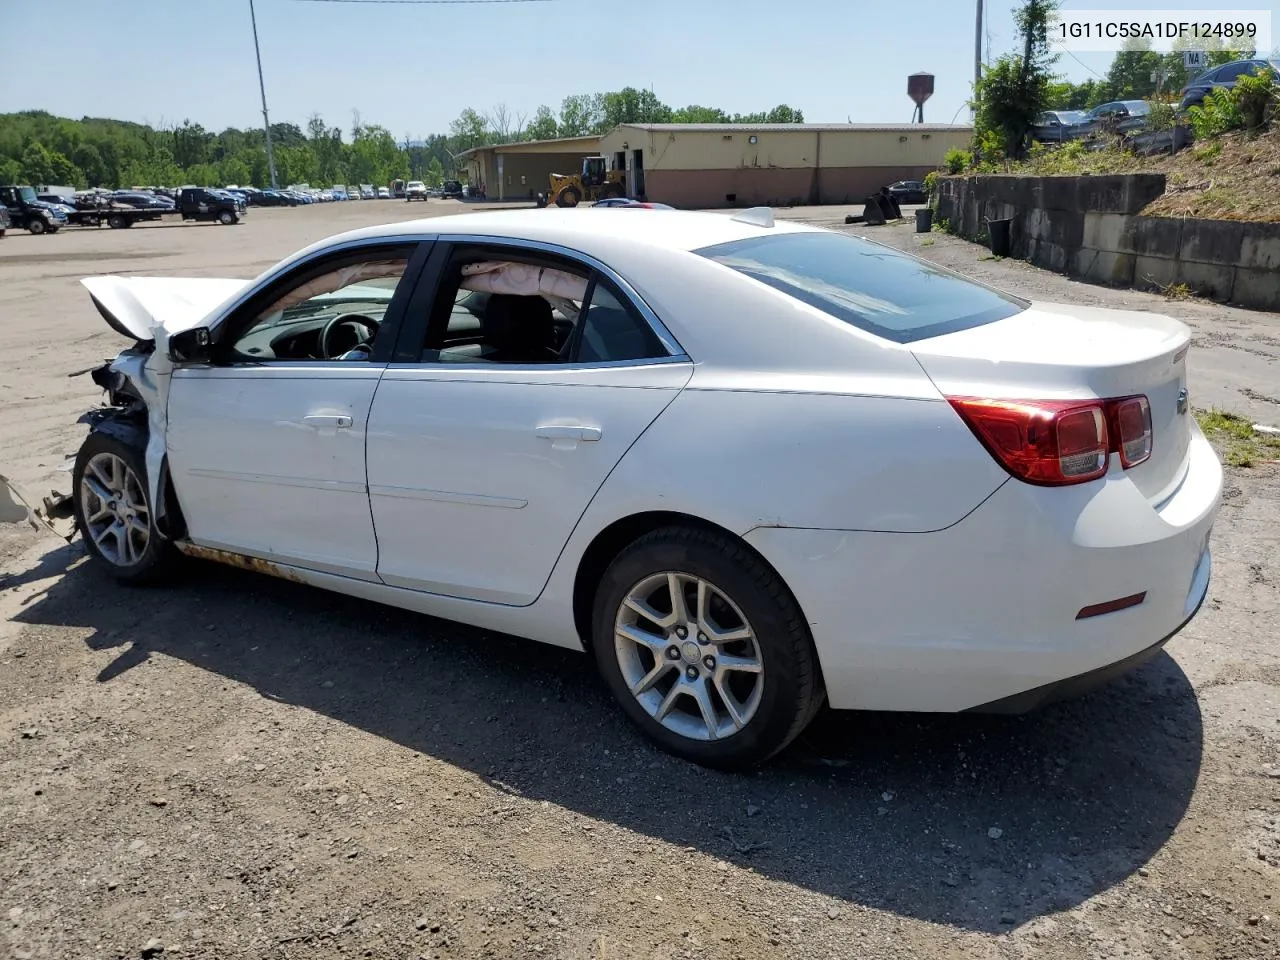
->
[1110, 395, 1152, 468]
[948, 395, 1153, 486]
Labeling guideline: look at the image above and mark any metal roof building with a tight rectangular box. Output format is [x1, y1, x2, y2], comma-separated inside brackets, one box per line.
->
[598, 123, 973, 209]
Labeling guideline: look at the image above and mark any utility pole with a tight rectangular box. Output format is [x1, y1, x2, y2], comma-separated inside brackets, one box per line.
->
[974, 0, 984, 115]
[249, 0, 278, 188]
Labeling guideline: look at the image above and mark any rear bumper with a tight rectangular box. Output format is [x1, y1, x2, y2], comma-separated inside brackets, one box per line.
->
[964, 546, 1208, 713]
[744, 428, 1222, 712]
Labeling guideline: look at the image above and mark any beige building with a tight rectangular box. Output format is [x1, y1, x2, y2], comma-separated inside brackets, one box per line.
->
[457, 136, 602, 201]
[598, 123, 973, 209]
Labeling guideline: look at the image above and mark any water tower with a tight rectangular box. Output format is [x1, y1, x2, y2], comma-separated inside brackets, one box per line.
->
[908, 72, 934, 123]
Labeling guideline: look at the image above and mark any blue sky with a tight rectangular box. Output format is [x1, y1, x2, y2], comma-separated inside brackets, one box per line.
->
[4, 0, 1277, 137]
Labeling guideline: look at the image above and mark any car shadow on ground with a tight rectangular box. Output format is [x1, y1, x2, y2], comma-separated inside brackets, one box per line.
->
[12, 544, 1203, 934]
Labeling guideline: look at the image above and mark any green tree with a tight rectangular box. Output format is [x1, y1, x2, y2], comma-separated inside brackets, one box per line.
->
[426, 155, 445, 187]
[218, 156, 251, 186]
[1099, 37, 1162, 100]
[671, 104, 730, 123]
[764, 104, 805, 123]
[448, 107, 491, 154]
[71, 143, 106, 185]
[19, 142, 56, 183]
[525, 105, 560, 140]
[973, 0, 1059, 159]
[558, 93, 605, 136]
[0, 157, 25, 183]
[601, 87, 673, 128]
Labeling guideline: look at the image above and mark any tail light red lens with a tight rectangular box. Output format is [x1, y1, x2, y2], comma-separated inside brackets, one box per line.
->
[1110, 396, 1152, 468]
[948, 395, 1152, 486]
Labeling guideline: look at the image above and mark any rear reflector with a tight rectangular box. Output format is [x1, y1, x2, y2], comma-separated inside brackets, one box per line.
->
[947, 395, 1154, 486]
[1076, 591, 1147, 620]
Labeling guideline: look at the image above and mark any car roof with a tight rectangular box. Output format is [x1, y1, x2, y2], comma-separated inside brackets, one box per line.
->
[320, 208, 821, 256]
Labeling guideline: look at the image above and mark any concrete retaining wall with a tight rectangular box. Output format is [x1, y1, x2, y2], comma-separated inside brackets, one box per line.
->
[935, 174, 1280, 311]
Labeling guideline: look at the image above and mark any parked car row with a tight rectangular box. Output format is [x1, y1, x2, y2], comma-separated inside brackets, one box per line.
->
[9, 177, 467, 237]
[1032, 57, 1279, 145]
[4, 185, 246, 233]
[1032, 100, 1152, 143]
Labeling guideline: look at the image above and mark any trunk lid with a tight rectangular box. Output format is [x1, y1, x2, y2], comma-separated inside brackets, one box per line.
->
[910, 301, 1192, 503]
[81, 275, 249, 341]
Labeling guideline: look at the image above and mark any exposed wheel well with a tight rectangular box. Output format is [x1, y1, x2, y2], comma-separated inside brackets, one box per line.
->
[571, 512, 807, 653]
[82, 414, 187, 540]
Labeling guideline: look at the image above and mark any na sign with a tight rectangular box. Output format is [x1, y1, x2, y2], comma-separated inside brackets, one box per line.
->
[1183, 49, 1206, 73]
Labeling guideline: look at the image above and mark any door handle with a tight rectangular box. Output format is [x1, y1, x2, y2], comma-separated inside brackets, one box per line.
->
[535, 424, 602, 442]
[303, 414, 352, 429]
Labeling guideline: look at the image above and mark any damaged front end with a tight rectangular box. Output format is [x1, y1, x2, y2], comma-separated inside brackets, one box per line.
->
[1, 346, 162, 544]
[5, 273, 243, 546]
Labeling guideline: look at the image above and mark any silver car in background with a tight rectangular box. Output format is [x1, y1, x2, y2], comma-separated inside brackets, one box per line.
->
[1031, 110, 1092, 142]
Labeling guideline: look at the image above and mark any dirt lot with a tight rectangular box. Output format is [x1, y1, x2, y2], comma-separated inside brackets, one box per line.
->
[1, 202, 1278, 960]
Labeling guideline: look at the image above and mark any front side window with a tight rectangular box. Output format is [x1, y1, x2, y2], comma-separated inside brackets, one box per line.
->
[697, 231, 1026, 345]
[228, 252, 411, 362]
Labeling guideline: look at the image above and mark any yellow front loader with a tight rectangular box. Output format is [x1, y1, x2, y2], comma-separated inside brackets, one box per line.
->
[546, 156, 626, 207]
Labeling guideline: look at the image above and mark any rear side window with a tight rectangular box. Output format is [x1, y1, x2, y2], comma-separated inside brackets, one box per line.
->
[576, 280, 665, 363]
[696, 231, 1026, 344]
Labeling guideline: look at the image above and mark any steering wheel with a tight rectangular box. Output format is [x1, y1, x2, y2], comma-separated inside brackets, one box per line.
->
[319, 313, 380, 358]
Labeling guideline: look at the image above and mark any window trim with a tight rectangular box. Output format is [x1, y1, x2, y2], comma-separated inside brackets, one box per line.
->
[195, 237, 433, 368]
[389, 234, 688, 369]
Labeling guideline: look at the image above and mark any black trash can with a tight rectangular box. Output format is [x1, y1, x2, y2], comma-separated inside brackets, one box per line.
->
[987, 217, 1012, 257]
[915, 208, 933, 233]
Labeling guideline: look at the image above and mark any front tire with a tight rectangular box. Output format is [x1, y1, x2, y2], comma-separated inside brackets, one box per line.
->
[556, 186, 581, 208]
[591, 526, 825, 769]
[218, 210, 235, 225]
[27, 218, 46, 235]
[73, 433, 174, 585]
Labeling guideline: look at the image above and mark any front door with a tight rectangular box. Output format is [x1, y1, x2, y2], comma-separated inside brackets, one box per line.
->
[366, 241, 692, 605]
[165, 241, 427, 580]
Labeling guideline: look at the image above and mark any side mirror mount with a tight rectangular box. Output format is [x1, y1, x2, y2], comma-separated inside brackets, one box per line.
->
[169, 326, 213, 364]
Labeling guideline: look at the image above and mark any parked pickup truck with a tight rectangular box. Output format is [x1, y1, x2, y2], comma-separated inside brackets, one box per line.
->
[0, 185, 69, 234]
[175, 187, 245, 225]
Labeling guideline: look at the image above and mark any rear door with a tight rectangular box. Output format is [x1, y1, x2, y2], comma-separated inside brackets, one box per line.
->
[365, 239, 692, 605]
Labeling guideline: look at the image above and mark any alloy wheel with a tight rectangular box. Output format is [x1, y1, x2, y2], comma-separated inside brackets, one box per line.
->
[613, 572, 764, 741]
[79, 452, 150, 567]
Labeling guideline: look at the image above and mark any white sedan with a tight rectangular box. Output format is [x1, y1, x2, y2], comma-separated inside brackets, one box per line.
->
[12, 208, 1222, 767]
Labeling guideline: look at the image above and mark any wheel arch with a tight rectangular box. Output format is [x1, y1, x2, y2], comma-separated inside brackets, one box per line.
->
[78, 409, 187, 541]
[570, 510, 814, 659]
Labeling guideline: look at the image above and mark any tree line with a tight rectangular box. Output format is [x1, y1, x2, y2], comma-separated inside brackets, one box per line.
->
[0, 87, 804, 191]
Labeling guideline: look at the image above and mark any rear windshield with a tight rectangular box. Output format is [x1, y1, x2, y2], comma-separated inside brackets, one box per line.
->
[696, 231, 1027, 344]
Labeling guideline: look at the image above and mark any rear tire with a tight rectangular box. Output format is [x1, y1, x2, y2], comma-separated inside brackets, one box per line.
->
[107, 214, 126, 229]
[591, 525, 825, 769]
[72, 432, 176, 586]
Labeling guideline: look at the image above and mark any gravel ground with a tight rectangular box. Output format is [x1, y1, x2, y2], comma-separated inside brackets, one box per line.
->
[1, 202, 1278, 960]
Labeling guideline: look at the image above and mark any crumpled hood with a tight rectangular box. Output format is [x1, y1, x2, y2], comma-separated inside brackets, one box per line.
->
[81, 276, 250, 341]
